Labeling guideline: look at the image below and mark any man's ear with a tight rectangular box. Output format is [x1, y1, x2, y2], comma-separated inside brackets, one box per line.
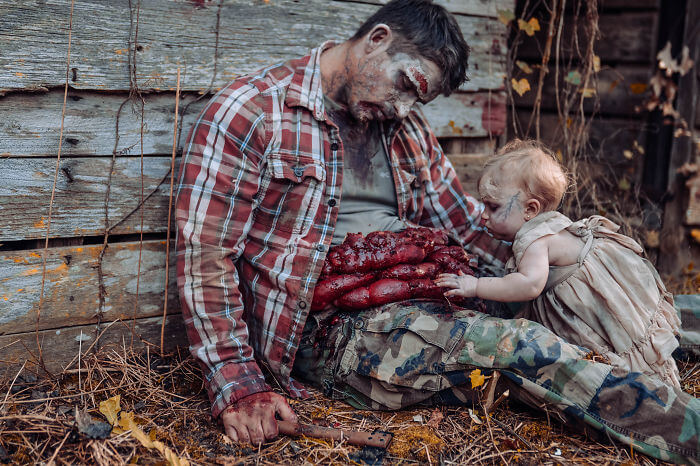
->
[364, 24, 393, 55]
[525, 198, 542, 218]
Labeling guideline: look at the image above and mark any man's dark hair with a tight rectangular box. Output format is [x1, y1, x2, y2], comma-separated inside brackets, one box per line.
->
[350, 0, 470, 96]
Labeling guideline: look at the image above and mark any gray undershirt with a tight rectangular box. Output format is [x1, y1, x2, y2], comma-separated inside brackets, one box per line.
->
[326, 98, 407, 245]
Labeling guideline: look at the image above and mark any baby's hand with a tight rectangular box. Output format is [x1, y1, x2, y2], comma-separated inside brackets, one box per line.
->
[435, 271, 478, 298]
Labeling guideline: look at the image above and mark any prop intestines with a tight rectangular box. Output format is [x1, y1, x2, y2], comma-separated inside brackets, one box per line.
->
[312, 228, 482, 311]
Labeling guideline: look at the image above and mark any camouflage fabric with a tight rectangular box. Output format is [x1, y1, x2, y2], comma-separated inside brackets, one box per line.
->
[293, 300, 700, 464]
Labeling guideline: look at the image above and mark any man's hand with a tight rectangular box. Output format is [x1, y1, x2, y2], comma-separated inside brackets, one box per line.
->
[435, 271, 478, 298]
[221, 391, 298, 444]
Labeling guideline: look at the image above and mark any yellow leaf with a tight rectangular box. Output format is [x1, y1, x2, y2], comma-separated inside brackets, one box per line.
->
[623, 150, 634, 160]
[618, 177, 631, 191]
[511, 78, 531, 96]
[593, 55, 601, 72]
[645, 230, 660, 248]
[515, 60, 533, 74]
[498, 9, 515, 25]
[555, 150, 563, 162]
[629, 83, 648, 94]
[470, 369, 486, 388]
[633, 140, 645, 155]
[517, 17, 541, 36]
[99, 395, 121, 426]
[691, 230, 700, 244]
[579, 87, 596, 98]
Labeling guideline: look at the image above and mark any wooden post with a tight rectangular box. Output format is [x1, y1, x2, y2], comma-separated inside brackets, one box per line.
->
[658, 0, 700, 275]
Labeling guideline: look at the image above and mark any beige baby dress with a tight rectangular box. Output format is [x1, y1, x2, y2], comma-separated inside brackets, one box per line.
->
[507, 211, 682, 388]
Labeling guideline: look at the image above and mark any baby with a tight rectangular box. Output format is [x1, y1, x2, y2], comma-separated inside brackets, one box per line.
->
[436, 139, 682, 388]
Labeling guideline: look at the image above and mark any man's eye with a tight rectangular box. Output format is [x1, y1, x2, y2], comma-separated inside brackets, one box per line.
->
[401, 75, 413, 91]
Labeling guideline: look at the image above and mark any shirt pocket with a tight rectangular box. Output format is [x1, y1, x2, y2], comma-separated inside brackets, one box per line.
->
[254, 154, 326, 234]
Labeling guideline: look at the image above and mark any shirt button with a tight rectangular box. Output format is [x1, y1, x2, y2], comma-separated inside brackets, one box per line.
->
[328, 198, 337, 207]
[316, 244, 326, 252]
[293, 166, 304, 178]
[354, 319, 364, 329]
[298, 300, 307, 309]
[330, 142, 339, 151]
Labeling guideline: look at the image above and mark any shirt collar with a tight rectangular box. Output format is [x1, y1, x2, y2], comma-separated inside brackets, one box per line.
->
[285, 41, 336, 121]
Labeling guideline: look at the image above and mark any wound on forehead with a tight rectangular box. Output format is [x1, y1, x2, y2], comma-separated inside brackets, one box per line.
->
[407, 65, 429, 97]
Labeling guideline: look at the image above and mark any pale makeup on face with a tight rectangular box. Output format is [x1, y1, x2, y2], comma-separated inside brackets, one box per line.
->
[478, 174, 529, 242]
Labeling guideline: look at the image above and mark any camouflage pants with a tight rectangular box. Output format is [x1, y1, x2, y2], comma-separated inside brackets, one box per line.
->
[293, 300, 700, 464]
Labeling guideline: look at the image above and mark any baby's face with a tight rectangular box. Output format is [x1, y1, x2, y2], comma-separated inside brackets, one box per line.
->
[478, 174, 529, 242]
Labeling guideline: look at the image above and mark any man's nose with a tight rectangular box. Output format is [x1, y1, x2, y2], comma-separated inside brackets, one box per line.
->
[394, 96, 418, 119]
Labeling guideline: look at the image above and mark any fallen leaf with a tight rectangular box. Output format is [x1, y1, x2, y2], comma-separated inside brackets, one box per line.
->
[645, 230, 660, 248]
[517, 17, 541, 36]
[99, 395, 121, 426]
[427, 408, 444, 429]
[498, 9, 515, 25]
[468, 408, 483, 425]
[618, 177, 631, 191]
[76, 408, 112, 439]
[690, 231, 700, 245]
[629, 83, 648, 94]
[564, 71, 581, 86]
[678, 46, 694, 75]
[555, 150, 563, 162]
[657, 42, 675, 76]
[470, 369, 486, 388]
[515, 60, 533, 74]
[511, 78, 531, 96]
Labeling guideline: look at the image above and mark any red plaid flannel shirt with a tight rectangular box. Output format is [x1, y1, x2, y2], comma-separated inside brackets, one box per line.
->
[175, 43, 509, 418]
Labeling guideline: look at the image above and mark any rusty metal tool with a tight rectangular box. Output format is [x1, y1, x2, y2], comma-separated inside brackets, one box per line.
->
[278, 420, 393, 448]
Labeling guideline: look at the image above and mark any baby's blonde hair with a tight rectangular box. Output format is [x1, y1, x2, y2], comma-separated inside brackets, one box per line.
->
[481, 139, 569, 212]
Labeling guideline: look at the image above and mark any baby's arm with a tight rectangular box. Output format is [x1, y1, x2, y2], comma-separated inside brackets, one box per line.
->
[435, 237, 550, 302]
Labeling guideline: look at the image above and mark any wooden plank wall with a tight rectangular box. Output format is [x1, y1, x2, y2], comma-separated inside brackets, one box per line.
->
[0, 0, 512, 371]
[512, 0, 660, 164]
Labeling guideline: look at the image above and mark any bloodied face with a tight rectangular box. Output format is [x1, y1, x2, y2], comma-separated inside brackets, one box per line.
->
[345, 44, 443, 123]
[478, 172, 531, 242]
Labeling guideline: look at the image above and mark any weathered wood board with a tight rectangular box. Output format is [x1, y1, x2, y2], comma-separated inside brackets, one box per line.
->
[1, 0, 507, 94]
[0, 240, 178, 335]
[517, 11, 655, 63]
[0, 314, 188, 373]
[0, 157, 178, 241]
[513, 65, 652, 117]
[369, 0, 513, 17]
[0, 90, 505, 158]
[516, 110, 644, 160]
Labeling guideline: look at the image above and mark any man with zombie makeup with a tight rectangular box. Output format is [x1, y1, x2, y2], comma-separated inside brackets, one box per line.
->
[175, 0, 699, 461]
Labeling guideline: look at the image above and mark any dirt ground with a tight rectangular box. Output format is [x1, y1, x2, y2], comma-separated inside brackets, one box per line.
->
[0, 344, 696, 465]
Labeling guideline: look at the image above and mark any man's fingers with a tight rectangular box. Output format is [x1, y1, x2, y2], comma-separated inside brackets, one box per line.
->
[261, 413, 278, 441]
[275, 398, 298, 422]
[247, 422, 265, 445]
[224, 423, 240, 443]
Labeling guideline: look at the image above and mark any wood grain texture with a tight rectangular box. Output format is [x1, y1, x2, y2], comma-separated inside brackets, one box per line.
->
[367, 0, 513, 17]
[0, 314, 187, 373]
[513, 65, 653, 117]
[0, 90, 505, 158]
[515, 110, 645, 160]
[0, 241, 178, 335]
[0, 157, 178, 241]
[0, 0, 507, 93]
[517, 11, 655, 63]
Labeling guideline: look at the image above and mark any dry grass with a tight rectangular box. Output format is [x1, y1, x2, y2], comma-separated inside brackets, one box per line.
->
[0, 345, 696, 465]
